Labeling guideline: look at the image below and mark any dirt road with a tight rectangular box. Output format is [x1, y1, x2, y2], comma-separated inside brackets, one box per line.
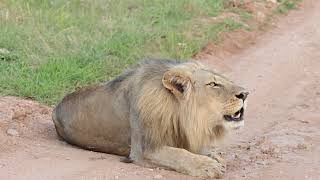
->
[1, 1, 320, 179]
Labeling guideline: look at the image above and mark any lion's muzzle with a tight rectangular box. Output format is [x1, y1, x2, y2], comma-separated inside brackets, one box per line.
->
[223, 91, 248, 129]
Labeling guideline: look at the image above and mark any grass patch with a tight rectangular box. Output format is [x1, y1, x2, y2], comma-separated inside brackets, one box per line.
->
[276, 0, 301, 14]
[0, 0, 251, 105]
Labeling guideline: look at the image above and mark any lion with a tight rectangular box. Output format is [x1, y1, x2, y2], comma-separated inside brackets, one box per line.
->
[52, 59, 248, 178]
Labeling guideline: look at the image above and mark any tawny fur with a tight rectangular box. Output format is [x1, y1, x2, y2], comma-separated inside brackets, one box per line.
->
[52, 59, 248, 178]
[138, 73, 222, 153]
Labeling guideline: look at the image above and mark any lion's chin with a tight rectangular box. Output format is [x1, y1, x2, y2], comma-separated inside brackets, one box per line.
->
[224, 120, 244, 130]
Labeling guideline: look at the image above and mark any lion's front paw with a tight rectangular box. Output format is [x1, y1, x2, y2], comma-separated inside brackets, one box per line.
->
[187, 156, 226, 178]
[206, 150, 226, 168]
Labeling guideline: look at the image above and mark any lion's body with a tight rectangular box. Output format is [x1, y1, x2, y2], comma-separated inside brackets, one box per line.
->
[53, 59, 248, 178]
[53, 84, 131, 156]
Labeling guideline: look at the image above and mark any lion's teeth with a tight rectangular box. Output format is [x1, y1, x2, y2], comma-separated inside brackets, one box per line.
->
[232, 113, 241, 119]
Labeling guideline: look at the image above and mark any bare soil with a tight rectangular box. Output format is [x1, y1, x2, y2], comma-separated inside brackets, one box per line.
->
[1, 0, 320, 179]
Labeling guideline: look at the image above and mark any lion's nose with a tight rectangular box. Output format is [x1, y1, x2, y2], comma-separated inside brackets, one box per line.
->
[235, 92, 249, 101]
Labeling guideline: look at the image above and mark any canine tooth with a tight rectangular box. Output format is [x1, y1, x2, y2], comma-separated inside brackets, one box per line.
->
[232, 113, 240, 119]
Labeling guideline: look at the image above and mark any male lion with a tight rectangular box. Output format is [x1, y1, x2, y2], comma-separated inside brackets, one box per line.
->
[53, 59, 248, 178]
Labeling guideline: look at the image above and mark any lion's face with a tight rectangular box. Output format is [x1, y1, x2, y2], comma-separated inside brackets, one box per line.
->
[162, 62, 248, 131]
[192, 68, 248, 130]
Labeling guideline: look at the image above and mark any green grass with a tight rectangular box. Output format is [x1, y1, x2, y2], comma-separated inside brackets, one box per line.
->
[276, 0, 301, 14]
[0, 0, 250, 105]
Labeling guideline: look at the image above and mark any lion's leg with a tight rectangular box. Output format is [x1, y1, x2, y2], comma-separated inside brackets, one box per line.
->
[128, 108, 144, 163]
[144, 146, 225, 178]
[127, 108, 225, 177]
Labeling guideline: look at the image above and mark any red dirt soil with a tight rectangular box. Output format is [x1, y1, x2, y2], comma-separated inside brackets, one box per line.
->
[1, 0, 320, 179]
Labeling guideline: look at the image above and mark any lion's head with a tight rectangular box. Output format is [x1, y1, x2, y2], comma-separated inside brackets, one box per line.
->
[138, 60, 248, 153]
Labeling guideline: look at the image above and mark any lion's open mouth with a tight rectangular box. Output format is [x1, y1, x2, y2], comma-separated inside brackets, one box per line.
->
[224, 107, 244, 122]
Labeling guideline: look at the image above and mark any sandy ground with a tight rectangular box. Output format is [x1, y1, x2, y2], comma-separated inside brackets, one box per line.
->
[1, 1, 320, 179]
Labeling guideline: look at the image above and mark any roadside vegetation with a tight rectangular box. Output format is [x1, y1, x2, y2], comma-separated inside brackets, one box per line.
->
[277, 0, 301, 13]
[0, 0, 300, 105]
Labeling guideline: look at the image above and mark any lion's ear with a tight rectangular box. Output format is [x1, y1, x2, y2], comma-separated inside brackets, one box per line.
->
[162, 70, 192, 100]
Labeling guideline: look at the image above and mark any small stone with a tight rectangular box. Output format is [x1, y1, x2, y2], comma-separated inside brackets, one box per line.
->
[233, 154, 239, 159]
[0, 48, 10, 54]
[256, 160, 266, 165]
[267, 0, 277, 3]
[299, 120, 309, 124]
[273, 147, 281, 154]
[154, 175, 162, 179]
[6, 128, 19, 136]
[12, 110, 27, 120]
[256, 11, 266, 22]
[297, 143, 308, 150]
[114, 175, 119, 179]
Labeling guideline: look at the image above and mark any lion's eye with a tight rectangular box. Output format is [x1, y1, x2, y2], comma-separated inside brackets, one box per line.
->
[206, 82, 220, 88]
